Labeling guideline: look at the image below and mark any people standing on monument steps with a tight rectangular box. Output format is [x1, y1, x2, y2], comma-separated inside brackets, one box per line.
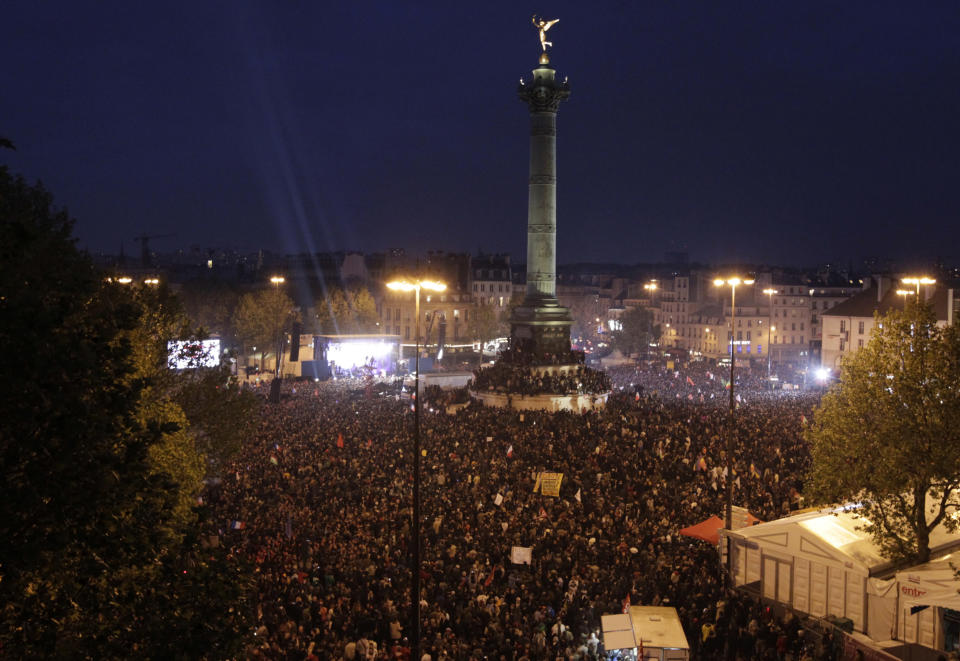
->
[207, 372, 821, 659]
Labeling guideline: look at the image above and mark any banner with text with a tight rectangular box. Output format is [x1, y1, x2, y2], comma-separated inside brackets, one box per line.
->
[539, 472, 563, 497]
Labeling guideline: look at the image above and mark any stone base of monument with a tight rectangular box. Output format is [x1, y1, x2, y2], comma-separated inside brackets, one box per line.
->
[470, 363, 609, 412]
[471, 388, 608, 412]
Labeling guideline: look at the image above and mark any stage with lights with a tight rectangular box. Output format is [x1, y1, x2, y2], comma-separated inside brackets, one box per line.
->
[299, 334, 400, 379]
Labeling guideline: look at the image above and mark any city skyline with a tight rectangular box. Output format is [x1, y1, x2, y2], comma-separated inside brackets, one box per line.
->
[3, 2, 958, 266]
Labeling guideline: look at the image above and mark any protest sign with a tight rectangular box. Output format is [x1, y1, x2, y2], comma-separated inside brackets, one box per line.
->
[510, 546, 533, 565]
[539, 472, 563, 497]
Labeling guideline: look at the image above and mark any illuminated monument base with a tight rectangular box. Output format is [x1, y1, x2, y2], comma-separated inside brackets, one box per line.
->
[470, 362, 609, 413]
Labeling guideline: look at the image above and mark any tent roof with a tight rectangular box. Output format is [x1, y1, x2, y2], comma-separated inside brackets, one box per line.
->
[680, 516, 724, 545]
[729, 505, 960, 575]
[602, 607, 690, 652]
[681, 513, 763, 546]
[896, 553, 959, 582]
[630, 606, 690, 651]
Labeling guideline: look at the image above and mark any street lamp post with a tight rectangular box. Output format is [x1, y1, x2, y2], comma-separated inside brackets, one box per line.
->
[714, 277, 754, 533]
[644, 281, 658, 353]
[270, 276, 286, 377]
[763, 288, 777, 385]
[895, 289, 915, 311]
[902, 277, 936, 302]
[386, 278, 446, 660]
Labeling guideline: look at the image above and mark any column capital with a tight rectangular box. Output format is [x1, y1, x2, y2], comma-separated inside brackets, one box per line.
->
[518, 66, 570, 113]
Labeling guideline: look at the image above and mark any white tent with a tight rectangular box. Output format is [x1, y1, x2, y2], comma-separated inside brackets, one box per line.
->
[895, 554, 960, 649]
[722, 505, 960, 640]
[602, 607, 690, 660]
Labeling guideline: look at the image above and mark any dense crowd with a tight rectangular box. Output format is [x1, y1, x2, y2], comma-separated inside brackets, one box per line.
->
[472, 362, 612, 396]
[497, 344, 587, 368]
[205, 361, 822, 660]
[604, 362, 816, 406]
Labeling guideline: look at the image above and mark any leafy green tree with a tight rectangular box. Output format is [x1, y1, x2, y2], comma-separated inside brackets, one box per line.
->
[233, 287, 299, 370]
[613, 307, 654, 356]
[564, 294, 603, 341]
[172, 365, 260, 475]
[0, 167, 253, 657]
[805, 303, 960, 564]
[314, 283, 378, 334]
[178, 277, 241, 341]
[467, 303, 505, 365]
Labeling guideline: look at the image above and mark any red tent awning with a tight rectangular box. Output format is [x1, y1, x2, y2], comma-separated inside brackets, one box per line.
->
[680, 513, 764, 545]
[679, 515, 724, 545]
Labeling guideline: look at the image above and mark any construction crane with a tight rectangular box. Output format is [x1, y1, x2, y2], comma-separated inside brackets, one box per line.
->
[133, 233, 175, 267]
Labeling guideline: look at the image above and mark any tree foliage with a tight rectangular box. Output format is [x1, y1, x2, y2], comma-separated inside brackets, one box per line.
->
[613, 307, 654, 356]
[804, 303, 960, 564]
[466, 303, 505, 364]
[0, 167, 253, 657]
[177, 277, 241, 341]
[172, 365, 260, 475]
[313, 282, 378, 334]
[233, 286, 300, 366]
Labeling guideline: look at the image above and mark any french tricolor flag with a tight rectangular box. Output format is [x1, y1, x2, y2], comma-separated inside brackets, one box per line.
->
[230, 520, 246, 530]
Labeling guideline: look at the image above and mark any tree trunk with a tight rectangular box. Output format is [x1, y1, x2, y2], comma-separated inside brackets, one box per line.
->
[916, 486, 931, 564]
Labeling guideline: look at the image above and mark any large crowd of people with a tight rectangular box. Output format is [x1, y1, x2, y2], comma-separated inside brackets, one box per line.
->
[472, 362, 612, 396]
[205, 359, 827, 660]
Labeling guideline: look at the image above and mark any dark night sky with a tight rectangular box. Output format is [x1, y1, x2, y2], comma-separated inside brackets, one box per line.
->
[3, 2, 959, 266]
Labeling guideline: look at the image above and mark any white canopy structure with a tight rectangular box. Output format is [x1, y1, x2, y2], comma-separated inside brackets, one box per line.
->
[602, 606, 689, 660]
[895, 554, 960, 649]
[722, 505, 960, 641]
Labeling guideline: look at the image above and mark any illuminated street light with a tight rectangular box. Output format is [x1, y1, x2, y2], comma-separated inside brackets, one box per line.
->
[902, 276, 935, 298]
[144, 278, 160, 285]
[385, 277, 446, 659]
[270, 275, 286, 286]
[116, 276, 133, 284]
[713, 276, 754, 538]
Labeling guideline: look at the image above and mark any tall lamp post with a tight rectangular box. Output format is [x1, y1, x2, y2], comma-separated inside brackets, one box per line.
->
[762, 288, 777, 385]
[713, 277, 754, 533]
[895, 289, 915, 310]
[270, 276, 286, 377]
[902, 277, 936, 301]
[386, 278, 446, 660]
[644, 281, 658, 352]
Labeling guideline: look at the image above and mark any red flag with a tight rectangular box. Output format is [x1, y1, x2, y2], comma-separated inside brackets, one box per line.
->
[635, 392, 640, 402]
[622, 593, 631, 614]
[336, 433, 344, 448]
[506, 444, 514, 458]
[367, 438, 373, 448]
[686, 376, 695, 386]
